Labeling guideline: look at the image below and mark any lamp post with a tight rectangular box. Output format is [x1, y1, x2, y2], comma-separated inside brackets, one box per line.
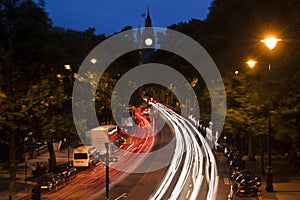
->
[25, 152, 29, 191]
[261, 37, 281, 72]
[245, 36, 280, 192]
[97, 143, 118, 200]
[105, 143, 109, 200]
[261, 36, 281, 192]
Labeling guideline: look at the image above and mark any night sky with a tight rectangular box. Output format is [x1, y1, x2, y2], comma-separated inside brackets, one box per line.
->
[43, 0, 213, 36]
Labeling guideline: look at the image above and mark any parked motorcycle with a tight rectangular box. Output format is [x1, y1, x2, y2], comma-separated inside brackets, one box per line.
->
[232, 172, 261, 197]
[233, 178, 261, 197]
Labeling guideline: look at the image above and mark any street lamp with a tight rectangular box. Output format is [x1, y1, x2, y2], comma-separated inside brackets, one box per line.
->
[105, 143, 110, 200]
[98, 143, 118, 200]
[261, 36, 281, 192]
[261, 37, 281, 71]
[246, 36, 281, 192]
[246, 60, 257, 68]
[261, 37, 281, 51]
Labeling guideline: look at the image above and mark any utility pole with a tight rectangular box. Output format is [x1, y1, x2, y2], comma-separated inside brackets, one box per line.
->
[98, 143, 118, 200]
[105, 143, 109, 200]
[25, 152, 29, 191]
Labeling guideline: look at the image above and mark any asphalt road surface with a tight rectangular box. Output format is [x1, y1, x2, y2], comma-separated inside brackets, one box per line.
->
[97, 122, 175, 200]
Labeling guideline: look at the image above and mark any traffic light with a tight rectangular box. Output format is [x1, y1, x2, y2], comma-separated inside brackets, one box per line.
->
[31, 184, 41, 200]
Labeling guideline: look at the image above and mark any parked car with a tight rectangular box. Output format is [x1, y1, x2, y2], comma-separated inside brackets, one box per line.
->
[49, 163, 77, 180]
[38, 172, 63, 191]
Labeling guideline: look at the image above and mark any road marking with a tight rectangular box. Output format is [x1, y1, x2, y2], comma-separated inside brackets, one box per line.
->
[115, 193, 127, 200]
[224, 177, 230, 185]
[186, 189, 191, 199]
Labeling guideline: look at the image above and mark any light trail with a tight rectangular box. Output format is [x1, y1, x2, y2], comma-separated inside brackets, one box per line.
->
[149, 103, 219, 200]
[43, 111, 156, 200]
[42, 102, 218, 200]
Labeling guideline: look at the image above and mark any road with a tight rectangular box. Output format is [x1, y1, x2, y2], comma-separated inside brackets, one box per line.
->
[42, 103, 220, 200]
[16, 103, 223, 200]
[40, 111, 156, 200]
[96, 121, 175, 200]
[148, 103, 219, 200]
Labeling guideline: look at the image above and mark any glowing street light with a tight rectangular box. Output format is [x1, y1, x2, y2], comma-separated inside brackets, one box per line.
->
[261, 37, 281, 50]
[90, 58, 97, 64]
[246, 60, 257, 68]
[64, 64, 71, 70]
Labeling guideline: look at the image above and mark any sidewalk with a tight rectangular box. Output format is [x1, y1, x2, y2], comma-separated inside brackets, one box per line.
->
[0, 143, 72, 200]
[217, 150, 300, 200]
[248, 154, 300, 200]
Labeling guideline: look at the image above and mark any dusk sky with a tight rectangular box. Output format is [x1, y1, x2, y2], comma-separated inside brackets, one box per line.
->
[43, 0, 214, 36]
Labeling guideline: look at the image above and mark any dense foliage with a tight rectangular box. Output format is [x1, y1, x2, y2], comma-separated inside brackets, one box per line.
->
[164, 0, 300, 157]
[0, 0, 299, 193]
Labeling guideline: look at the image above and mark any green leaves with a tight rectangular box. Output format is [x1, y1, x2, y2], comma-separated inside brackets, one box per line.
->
[224, 72, 267, 137]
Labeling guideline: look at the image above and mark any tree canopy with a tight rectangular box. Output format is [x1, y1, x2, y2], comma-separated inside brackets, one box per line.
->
[1, 0, 300, 193]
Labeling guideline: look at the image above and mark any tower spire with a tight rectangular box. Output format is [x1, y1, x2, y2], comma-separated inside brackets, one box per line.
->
[145, 6, 152, 27]
[141, 6, 154, 63]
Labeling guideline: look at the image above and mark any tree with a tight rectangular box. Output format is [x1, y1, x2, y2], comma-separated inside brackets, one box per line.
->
[191, 0, 300, 159]
[275, 71, 300, 150]
[0, 0, 52, 193]
[25, 76, 70, 168]
[224, 70, 267, 161]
